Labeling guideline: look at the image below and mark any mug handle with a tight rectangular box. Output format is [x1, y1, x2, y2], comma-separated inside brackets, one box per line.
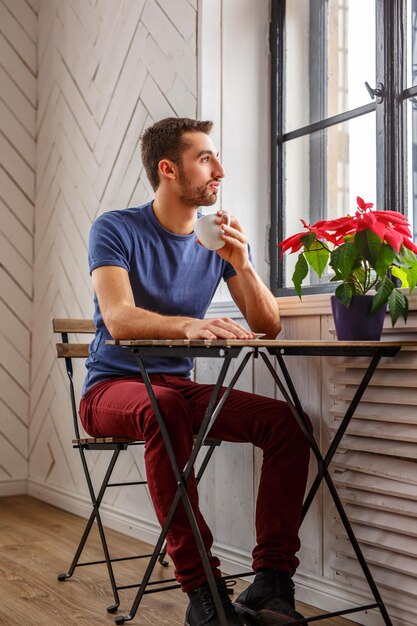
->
[221, 212, 232, 227]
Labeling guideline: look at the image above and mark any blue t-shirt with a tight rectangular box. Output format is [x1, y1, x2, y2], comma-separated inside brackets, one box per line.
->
[82, 202, 238, 393]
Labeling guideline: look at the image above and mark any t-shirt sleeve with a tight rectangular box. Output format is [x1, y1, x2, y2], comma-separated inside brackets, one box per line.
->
[222, 243, 254, 282]
[88, 212, 133, 274]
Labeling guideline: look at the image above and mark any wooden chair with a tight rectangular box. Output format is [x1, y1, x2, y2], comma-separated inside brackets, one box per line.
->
[53, 318, 220, 615]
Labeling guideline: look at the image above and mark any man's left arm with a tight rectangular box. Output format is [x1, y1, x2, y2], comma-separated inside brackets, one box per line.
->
[215, 210, 281, 339]
[227, 270, 281, 339]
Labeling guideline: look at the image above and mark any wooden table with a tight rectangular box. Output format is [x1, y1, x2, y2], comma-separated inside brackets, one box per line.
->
[107, 339, 416, 625]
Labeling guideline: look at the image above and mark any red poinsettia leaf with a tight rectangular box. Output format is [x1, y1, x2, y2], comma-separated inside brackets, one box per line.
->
[403, 237, 417, 254]
[325, 233, 339, 244]
[391, 223, 413, 236]
[376, 209, 408, 221]
[313, 219, 327, 228]
[321, 218, 357, 242]
[301, 218, 327, 229]
[370, 221, 386, 239]
[322, 215, 356, 231]
[278, 232, 306, 256]
[300, 220, 334, 242]
[361, 211, 376, 224]
[373, 210, 409, 226]
[355, 213, 376, 232]
[356, 196, 366, 210]
[357, 196, 374, 211]
[337, 224, 357, 237]
[383, 228, 403, 252]
[334, 235, 351, 246]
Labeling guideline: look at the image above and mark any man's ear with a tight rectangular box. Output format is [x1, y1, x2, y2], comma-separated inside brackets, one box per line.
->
[158, 159, 178, 181]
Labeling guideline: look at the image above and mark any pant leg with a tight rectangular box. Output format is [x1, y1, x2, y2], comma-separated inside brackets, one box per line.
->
[79, 374, 311, 588]
[79, 376, 221, 592]
[163, 376, 311, 576]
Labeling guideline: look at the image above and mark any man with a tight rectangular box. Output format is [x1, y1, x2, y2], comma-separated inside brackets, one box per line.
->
[79, 117, 310, 626]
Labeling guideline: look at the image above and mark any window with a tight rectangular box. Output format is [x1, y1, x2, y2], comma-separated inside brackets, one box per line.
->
[271, 0, 417, 294]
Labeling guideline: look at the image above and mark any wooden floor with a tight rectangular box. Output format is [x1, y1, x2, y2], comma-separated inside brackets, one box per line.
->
[0, 496, 357, 626]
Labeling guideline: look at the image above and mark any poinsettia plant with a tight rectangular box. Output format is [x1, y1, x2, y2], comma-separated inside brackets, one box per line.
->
[279, 196, 417, 326]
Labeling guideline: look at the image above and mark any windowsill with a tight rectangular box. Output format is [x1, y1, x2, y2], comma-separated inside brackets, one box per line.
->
[275, 293, 333, 316]
[208, 292, 417, 319]
[208, 293, 332, 318]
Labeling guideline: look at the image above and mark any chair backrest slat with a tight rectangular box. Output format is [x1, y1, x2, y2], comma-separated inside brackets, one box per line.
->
[56, 343, 90, 358]
[53, 318, 95, 333]
[53, 318, 137, 445]
[53, 318, 94, 441]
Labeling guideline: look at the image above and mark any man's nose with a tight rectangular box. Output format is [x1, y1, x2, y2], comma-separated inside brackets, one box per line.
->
[212, 159, 225, 179]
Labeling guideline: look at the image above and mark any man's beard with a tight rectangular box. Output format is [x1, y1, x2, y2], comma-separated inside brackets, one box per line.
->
[178, 167, 218, 207]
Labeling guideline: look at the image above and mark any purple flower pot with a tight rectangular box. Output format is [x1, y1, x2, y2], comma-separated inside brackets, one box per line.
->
[331, 295, 387, 341]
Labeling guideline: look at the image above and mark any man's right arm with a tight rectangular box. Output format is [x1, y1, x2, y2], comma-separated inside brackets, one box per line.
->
[92, 265, 255, 341]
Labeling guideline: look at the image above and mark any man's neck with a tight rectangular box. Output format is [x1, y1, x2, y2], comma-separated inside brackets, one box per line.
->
[152, 191, 197, 235]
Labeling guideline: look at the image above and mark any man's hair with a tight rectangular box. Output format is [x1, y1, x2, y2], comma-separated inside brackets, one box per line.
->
[140, 117, 214, 191]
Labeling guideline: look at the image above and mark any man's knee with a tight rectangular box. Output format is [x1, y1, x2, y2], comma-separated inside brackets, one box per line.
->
[140, 387, 192, 435]
[264, 400, 312, 449]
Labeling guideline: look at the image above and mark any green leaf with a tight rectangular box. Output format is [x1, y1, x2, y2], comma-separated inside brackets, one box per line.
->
[375, 243, 396, 278]
[354, 229, 382, 267]
[405, 258, 417, 293]
[335, 282, 354, 307]
[401, 246, 417, 264]
[330, 242, 358, 280]
[388, 288, 408, 326]
[351, 265, 368, 293]
[301, 232, 317, 250]
[391, 265, 409, 288]
[304, 241, 329, 278]
[371, 275, 395, 314]
[292, 253, 309, 298]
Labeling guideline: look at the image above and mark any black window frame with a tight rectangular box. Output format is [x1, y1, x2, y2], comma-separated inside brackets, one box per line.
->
[270, 0, 413, 296]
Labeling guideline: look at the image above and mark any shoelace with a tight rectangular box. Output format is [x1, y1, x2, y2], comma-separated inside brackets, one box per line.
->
[270, 573, 296, 608]
[198, 580, 234, 615]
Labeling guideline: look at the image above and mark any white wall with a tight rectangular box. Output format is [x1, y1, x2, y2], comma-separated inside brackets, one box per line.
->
[0, 0, 37, 495]
[28, 0, 198, 532]
[199, 0, 271, 301]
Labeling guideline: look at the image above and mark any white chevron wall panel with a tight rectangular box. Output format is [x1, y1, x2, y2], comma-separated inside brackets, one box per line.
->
[28, 0, 197, 534]
[0, 0, 37, 493]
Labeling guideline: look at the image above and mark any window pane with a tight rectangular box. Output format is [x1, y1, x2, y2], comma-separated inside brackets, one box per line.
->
[282, 113, 376, 287]
[407, 99, 417, 241]
[285, 0, 376, 133]
[408, 0, 417, 87]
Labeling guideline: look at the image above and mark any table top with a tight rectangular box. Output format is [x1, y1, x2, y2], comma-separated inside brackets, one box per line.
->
[109, 338, 416, 347]
[107, 338, 417, 357]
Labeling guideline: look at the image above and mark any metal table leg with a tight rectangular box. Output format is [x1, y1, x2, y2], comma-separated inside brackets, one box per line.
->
[259, 350, 393, 626]
[115, 349, 254, 625]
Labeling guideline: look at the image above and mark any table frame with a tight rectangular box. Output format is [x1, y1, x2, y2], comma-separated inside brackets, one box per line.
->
[261, 342, 402, 625]
[108, 339, 408, 625]
[113, 344, 253, 625]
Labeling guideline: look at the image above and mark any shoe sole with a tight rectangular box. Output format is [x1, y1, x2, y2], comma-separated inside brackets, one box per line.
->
[185, 612, 245, 626]
[235, 603, 304, 625]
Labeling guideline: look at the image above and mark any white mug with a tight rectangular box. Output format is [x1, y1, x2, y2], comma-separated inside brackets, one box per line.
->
[194, 212, 231, 251]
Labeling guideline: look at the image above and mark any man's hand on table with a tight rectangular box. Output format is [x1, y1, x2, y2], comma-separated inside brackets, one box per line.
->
[184, 317, 256, 341]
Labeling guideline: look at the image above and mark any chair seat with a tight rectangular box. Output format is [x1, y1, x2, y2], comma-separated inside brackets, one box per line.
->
[72, 436, 220, 445]
[72, 436, 138, 445]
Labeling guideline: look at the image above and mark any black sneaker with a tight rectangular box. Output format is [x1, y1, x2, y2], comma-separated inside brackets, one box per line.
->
[234, 569, 305, 625]
[185, 577, 244, 625]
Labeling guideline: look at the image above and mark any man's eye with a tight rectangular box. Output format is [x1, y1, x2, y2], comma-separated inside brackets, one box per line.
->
[202, 156, 210, 162]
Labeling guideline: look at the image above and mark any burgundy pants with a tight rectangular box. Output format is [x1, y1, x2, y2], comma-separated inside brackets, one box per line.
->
[79, 375, 310, 592]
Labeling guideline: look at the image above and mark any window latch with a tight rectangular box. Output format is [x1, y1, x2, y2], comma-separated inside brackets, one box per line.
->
[364, 81, 385, 104]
